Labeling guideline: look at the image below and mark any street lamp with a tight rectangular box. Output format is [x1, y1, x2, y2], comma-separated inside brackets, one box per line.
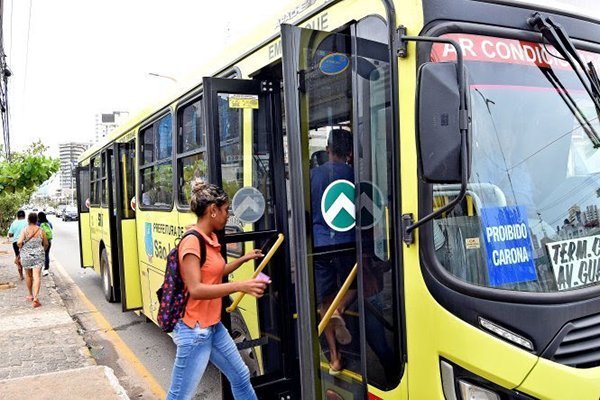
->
[147, 72, 178, 83]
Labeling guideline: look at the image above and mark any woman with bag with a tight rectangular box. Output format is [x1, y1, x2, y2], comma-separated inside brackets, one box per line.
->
[166, 180, 268, 400]
[37, 211, 53, 276]
[17, 212, 48, 308]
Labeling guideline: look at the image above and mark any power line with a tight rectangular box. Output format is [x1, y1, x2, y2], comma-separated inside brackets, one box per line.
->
[22, 0, 32, 92]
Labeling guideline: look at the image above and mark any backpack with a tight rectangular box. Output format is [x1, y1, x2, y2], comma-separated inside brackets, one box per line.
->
[40, 222, 53, 241]
[156, 230, 206, 333]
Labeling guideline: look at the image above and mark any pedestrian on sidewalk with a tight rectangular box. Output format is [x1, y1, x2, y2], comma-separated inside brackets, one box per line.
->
[37, 211, 53, 276]
[166, 180, 267, 400]
[7, 210, 27, 280]
[17, 212, 48, 308]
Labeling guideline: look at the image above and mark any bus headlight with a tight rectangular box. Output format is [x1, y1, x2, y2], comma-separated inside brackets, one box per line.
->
[440, 359, 537, 400]
[458, 380, 500, 400]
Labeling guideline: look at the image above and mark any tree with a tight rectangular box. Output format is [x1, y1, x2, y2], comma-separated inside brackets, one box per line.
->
[0, 141, 59, 230]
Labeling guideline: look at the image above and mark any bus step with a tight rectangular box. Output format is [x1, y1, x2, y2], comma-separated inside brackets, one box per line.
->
[236, 336, 269, 350]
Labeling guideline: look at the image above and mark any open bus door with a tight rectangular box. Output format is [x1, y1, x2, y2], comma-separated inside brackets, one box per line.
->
[281, 20, 404, 399]
[202, 76, 299, 399]
[113, 138, 143, 311]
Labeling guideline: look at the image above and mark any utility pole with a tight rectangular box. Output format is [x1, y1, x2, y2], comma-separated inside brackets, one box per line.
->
[0, 0, 11, 160]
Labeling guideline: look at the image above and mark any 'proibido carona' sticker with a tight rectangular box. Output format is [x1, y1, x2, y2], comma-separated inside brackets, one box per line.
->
[480, 205, 537, 287]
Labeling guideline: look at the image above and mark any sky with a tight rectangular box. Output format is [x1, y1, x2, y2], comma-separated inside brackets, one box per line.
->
[3, 0, 289, 156]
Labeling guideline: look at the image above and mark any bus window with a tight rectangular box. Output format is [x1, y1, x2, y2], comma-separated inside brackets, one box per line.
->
[139, 114, 174, 209]
[91, 155, 101, 206]
[101, 152, 108, 207]
[177, 98, 208, 206]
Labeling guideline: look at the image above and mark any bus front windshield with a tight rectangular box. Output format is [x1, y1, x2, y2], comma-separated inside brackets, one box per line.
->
[431, 34, 600, 293]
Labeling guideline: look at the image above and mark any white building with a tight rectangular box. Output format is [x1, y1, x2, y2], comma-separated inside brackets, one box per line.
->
[59, 142, 90, 191]
[94, 111, 129, 143]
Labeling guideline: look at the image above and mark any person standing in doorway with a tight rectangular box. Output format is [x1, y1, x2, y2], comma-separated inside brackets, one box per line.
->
[166, 180, 267, 400]
[37, 212, 53, 276]
[310, 128, 356, 375]
[7, 210, 27, 280]
[18, 212, 48, 308]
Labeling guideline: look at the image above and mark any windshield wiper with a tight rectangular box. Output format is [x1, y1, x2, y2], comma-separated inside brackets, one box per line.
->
[529, 12, 600, 148]
[540, 68, 600, 146]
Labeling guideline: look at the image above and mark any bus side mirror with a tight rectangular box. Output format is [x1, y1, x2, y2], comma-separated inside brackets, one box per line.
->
[417, 62, 471, 184]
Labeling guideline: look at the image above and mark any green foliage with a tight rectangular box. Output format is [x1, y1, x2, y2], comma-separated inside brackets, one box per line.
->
[0, 191, 30, 231]
[0, 141, 59, 231]
[0, 140, 60, 193]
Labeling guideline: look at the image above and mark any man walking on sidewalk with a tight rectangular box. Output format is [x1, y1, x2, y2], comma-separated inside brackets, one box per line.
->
[7, 210, 26, 280]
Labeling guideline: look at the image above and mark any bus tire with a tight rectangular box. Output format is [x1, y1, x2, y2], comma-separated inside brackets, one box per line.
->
[230, 311, 260, 377]
[101, 248, 117, 303]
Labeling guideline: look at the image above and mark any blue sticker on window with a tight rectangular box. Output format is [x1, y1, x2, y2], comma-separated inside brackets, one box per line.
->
[480, 206, 537, 287]
[319, 53, 349, 75]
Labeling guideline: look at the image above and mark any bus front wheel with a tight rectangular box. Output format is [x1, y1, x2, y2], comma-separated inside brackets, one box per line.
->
[101, 248, 117, 303]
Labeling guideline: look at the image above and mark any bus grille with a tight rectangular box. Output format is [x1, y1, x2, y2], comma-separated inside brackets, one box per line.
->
[551, 313, 600, 368]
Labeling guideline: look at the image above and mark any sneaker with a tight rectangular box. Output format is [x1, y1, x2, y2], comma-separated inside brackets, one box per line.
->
[42, 270, 49, 276]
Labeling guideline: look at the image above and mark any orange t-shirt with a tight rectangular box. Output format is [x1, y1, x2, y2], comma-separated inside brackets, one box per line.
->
[178, 228, 225, 328]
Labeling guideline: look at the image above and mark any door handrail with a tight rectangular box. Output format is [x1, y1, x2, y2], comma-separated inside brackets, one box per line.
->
[226, 233, 285, 313]
[318, 263, 358, 336]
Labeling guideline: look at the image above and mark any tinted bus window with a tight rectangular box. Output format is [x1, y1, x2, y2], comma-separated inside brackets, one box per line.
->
[177, 99, 208, 206]
[141, 126, 154, 165]
[157, 114, 173, 160]
[139, 113, 174, 209]
[91, 155, 101, 205]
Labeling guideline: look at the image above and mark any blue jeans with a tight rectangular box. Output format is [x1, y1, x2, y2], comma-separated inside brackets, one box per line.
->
[166, 320, 257, 400]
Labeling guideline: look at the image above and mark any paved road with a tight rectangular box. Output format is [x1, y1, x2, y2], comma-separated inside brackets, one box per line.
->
[49, 216, 221, 399]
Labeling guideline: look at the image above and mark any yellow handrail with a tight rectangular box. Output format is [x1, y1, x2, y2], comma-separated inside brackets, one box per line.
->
[318, 263, 357, 336]
[226, 233, 285, 313]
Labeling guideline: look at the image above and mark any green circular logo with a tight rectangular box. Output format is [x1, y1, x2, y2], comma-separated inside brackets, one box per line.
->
[321, 179, 356, 232]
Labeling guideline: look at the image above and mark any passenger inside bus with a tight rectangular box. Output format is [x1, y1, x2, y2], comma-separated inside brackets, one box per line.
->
[310, 128, 356, 375]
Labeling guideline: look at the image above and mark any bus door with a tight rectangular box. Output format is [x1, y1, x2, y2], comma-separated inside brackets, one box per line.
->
[203, 77, 298, 399]
[113, 138, 142, 311]
[76, 164, 93, 268]
[282, 19, 404, 399]
[103, 147, 121, 303]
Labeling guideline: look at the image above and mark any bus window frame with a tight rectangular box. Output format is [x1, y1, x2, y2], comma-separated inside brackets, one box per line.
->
[137, 110, 175, 212]
[175, 94, 209, 210]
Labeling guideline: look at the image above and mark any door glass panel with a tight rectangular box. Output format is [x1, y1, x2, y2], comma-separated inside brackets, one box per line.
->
[217, 93, 276, 233]
[119, 141, 136, 219]
[78, 167, 90, 213]
[354, 16, 401, 390]
[289, 20, 402, 396]
[300, 28, 365, 395]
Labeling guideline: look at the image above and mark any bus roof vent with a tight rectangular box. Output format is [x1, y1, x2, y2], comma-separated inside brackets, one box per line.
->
[545, 313, 600, 368]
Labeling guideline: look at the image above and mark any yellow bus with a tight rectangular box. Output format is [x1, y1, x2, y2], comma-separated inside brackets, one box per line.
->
[76, 0, 600, 398]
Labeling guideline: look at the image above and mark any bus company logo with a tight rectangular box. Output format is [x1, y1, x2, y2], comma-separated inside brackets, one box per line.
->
[144, 222, 153, 262]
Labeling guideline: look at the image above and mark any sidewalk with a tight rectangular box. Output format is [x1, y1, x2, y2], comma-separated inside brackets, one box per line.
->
[0, 240, 129, 400]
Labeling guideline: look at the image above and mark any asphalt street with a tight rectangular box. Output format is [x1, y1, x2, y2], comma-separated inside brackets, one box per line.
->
[49, 216, 222, 399]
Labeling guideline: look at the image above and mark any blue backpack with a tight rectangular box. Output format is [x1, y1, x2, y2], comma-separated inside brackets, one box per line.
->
[156, 230, 206, 333]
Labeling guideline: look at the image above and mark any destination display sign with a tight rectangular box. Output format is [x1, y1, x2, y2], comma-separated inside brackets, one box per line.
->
[546, 235, 600, 291]
[430, 33, 600, 70]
